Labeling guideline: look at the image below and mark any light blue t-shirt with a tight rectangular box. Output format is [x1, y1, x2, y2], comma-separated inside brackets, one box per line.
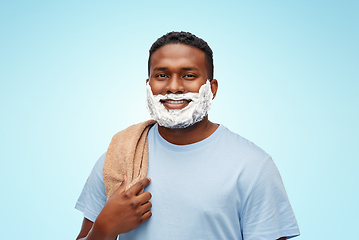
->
[76, 124, 300, 239]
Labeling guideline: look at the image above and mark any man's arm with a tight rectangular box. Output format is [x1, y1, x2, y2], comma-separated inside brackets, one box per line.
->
[76, 177, 152, 240]
[76, 218, 95, 240]
[76, 218, 116, 240]
[240, 156, 300, 239]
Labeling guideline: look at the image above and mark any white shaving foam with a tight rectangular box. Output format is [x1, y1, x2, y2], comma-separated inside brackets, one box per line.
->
[146, 80, 213, 128]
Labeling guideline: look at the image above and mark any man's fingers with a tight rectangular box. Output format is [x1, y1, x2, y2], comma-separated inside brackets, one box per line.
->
[137, 191, 152, 204]
[127, 178, 151, 196]
[140, 210, 152, 223]
[139, 201, 152, 213]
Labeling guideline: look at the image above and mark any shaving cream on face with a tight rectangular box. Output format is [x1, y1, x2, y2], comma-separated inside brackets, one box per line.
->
[146, 80, 213, 129]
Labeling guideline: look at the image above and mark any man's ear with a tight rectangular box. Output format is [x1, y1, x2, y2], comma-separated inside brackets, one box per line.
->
[210, 79, 218, 99]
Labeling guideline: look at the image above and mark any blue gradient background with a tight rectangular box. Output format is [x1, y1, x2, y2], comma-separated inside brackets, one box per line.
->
[1, 1, 358, 239]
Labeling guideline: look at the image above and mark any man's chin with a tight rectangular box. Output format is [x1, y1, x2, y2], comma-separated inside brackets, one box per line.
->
[160, 123, 191, 129]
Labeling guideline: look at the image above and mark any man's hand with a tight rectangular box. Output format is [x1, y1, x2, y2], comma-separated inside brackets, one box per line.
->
[86, 177, 152, 240]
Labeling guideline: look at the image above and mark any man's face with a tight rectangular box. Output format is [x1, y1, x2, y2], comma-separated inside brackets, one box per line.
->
[147, 44, 216, 110]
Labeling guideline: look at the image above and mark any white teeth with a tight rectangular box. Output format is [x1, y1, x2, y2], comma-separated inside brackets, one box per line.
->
[165, 100, 186, 104]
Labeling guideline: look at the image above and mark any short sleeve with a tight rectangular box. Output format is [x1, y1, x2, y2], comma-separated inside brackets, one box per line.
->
[241, 156, 300, 239]
[75, 152, 107, 222]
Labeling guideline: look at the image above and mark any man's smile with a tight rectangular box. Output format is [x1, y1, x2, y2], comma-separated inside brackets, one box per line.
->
[160, 99, 191, 110]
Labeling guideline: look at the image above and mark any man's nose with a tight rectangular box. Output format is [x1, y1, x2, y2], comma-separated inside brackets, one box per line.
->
[166, 76, 185, 94]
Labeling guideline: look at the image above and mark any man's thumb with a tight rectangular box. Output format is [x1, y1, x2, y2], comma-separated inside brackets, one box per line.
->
[117, 175, 127, 194]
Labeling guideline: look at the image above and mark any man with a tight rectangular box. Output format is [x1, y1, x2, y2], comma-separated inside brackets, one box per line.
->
[75, 31, 300, 240]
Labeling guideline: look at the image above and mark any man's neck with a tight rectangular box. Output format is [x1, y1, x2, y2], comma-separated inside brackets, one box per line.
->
[157, 116, 219, 145]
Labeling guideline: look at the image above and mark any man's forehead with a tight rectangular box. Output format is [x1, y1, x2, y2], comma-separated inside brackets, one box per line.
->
[149, 44, 206, 69]
[152, 43, 204, 57]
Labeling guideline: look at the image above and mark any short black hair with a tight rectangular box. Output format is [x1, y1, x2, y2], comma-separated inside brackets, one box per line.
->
[148, 31, 214, 80]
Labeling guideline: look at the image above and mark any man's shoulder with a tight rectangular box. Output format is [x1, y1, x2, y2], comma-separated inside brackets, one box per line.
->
[219, 125, 269, 160]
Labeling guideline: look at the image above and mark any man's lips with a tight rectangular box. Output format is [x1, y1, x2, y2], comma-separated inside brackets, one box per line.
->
[160, 99, 191, 110]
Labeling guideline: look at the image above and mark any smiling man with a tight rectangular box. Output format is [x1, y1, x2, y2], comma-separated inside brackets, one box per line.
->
[75, 32, 300, 240]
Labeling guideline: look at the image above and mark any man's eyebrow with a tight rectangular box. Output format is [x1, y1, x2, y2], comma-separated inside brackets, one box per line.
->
[182, 66, 199, 71]
[153, 66, 199, 71]
[153, 67, 168, 71]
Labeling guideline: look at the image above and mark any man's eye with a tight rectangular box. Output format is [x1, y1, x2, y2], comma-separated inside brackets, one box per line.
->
[156, 74, 168, 79]
[183, 74, 196, 79]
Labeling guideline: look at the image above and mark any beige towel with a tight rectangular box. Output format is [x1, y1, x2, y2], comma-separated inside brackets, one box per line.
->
[103, 120, 156, 200]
